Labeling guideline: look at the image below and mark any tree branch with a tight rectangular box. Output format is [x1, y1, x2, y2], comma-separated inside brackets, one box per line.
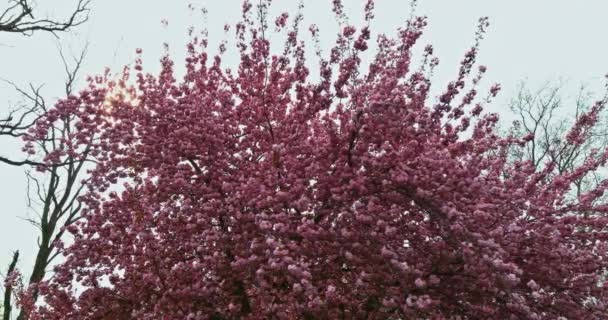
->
[0, 0, 91, 36]
[2, 251, 19, 320]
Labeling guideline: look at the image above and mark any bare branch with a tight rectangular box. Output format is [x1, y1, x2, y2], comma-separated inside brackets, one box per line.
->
[0, 155, 41, 166]
[0, 0, 91, 36]
[0, 43, 92, 320]
[58, 41, 89, 96]
[508, 80, 607, 195]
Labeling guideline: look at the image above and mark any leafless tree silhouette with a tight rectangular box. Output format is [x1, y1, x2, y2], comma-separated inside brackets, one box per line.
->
[0, 0, 90, 36]
[508, 80, 608, 197]
[1, 45, 91, 320]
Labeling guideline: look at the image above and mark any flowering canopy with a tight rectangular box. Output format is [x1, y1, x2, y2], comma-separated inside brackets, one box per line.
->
[19, 1, 608, 319]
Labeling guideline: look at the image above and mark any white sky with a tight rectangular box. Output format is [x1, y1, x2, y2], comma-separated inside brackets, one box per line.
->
[1, 0, 608, 276]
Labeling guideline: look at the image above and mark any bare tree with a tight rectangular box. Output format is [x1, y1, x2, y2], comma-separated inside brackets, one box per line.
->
[0, 81, 45, 167]
[508, 80, 608, 197]
[0, 2, 92, 318]
[1, 45, 90, 320]
[0, 0, 90, 36]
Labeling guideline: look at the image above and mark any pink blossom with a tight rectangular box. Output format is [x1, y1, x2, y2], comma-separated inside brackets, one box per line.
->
[21, 2, 608, 319]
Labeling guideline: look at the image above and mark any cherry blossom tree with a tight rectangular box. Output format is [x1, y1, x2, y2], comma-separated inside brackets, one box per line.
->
[13, 1, 608, 318]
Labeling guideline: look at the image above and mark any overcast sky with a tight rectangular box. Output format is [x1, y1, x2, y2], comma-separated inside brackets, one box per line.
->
[1, 0, 608, 274]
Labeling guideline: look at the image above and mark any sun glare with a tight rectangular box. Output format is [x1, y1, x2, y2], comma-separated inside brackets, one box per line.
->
[102, 82, 139, 120]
